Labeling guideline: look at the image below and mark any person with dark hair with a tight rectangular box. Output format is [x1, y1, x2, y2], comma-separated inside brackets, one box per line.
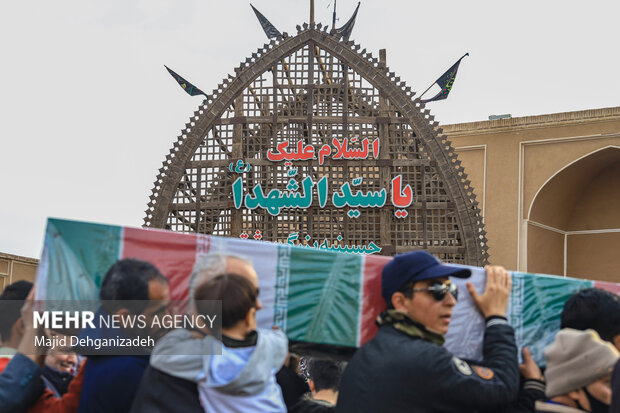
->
[0, 281, 42, 412]
[535, 329, 618, 413]
[561, 288, 620, 351]
[151, 273, 288, 413]
[0, 285, 86, 413]
[0, 280, 33, 372]
[336, 251, 519, 413]
[41, 347, 78, 397]
[131, 253, 261, 413]
[290, 358, 344, 413]
[78, 258, 169, 413]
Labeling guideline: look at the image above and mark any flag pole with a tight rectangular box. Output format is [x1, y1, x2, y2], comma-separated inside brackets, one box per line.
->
[310, 0, 315, 24]
[419, 53, 469, 100]
[332, 0, 337, 28]
[418, 82, 436, 100]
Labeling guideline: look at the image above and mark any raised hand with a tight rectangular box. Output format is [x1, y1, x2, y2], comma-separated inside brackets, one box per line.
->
[466, 265, 511, 318]
[519, 347, 544, 380]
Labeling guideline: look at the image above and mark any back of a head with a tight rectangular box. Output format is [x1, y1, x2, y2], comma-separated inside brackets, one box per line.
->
[561, 288, 620, 343]
[194, 273, 256, 329]
[0, 281, 33, 342]
[189, 254, 251, 301]
[307, 358, 345, 392]
[99, 258, 167, 312]
[544, 328, 619, 398]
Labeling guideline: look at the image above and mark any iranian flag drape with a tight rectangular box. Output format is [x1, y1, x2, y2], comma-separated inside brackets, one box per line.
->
[36, 218, 620, 365]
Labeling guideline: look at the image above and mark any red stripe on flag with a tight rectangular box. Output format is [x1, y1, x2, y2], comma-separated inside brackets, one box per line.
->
[360, 255, 391, 345]
[594, 281, 620, 295]
[122, 227, 199, 301]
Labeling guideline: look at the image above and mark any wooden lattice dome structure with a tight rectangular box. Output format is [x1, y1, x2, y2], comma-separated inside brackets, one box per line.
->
[144, 20, 488, 265]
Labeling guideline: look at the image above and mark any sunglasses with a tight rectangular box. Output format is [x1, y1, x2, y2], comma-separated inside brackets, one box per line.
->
[409, 281, 458, 301]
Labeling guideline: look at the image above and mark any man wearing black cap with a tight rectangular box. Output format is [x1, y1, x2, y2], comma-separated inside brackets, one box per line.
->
[336, 250, 519, 413]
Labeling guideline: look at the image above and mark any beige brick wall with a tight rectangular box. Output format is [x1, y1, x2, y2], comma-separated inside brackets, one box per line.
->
[447, 106, 620, 282]
[0, 253, 38, 293]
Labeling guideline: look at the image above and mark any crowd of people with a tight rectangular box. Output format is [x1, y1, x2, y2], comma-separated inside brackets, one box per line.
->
[0, 250, 619, 412]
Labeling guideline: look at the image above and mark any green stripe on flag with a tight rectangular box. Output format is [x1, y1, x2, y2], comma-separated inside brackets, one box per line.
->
[280, 246, 363, 347]
[510, 272, 593, 366]
[45, 219, 122, 300]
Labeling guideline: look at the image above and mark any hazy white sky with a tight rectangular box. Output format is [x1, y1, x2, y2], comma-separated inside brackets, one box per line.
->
[1, 0, 619, 258]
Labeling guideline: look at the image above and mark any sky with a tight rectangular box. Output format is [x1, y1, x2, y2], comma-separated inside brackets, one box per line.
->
[1, 0, 619, 259]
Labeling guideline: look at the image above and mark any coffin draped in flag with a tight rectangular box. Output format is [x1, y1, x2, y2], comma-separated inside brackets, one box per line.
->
[164, 65, 208, 98]
[35, 218, 620, 364]
[421, 53, 469, 103]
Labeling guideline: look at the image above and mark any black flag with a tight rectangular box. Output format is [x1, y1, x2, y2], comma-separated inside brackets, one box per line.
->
[250, 4, 281, 39]
[334, 2, 360, 39]
[164, 65, 208, 98]
[421, 53, 469, 103]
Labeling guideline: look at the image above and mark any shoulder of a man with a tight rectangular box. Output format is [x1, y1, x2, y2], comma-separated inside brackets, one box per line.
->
[256, 328, 288, 369]
[290, 397, 335, 413]
[79, 356, 148, 413]
[373, 323, 448, 364]
[130, 365, 203, 413]
[610, 359, 620, 413]
[0, 353, 45, 413]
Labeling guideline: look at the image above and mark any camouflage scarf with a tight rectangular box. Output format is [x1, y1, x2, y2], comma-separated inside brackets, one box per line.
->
[376, 309, 445, 346]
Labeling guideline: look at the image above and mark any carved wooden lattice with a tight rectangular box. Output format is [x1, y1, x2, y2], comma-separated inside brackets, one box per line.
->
[144, 25, 488, 265]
